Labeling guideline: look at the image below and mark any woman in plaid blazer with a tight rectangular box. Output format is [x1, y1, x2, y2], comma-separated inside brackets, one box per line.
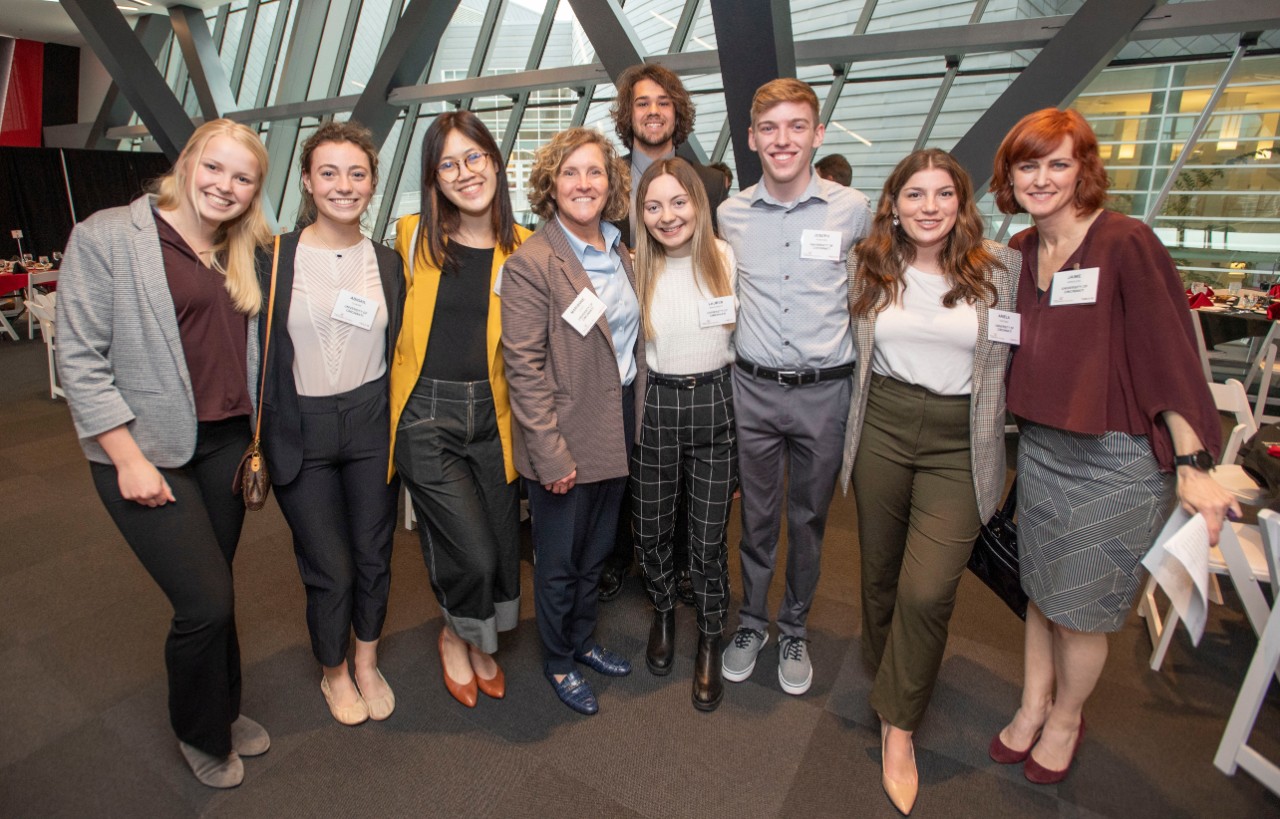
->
[838, 149, 1019, 816]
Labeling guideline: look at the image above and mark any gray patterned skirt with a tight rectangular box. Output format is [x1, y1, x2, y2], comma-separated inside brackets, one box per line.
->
[1017, 423, 1176, 633]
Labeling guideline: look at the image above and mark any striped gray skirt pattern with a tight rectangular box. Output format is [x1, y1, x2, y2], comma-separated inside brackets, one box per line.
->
[1017, 422, 1176, 633]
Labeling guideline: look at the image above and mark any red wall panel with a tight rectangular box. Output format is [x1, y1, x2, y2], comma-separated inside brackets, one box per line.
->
[0, 39, 44, 148]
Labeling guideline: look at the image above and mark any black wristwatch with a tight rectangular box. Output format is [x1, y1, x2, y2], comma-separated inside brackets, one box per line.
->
[1174, 450, 1214, 471]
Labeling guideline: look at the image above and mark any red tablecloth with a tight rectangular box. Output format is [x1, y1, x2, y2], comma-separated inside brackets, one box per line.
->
[0, 273, 26, 295]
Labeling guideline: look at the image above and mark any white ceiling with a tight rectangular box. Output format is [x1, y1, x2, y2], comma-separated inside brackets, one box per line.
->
[1, 0, 228, 48]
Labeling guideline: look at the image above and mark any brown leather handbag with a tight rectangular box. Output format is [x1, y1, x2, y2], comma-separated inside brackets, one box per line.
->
[233, 237, 280, 511]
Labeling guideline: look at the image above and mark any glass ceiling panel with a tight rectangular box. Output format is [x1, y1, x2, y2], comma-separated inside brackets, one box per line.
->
[623, 0, 695, 56]
[339, 0, 394, 96]
[538, 0, 596, 69]
[484, 0, 546, 73]
[237, 0, 280, 110]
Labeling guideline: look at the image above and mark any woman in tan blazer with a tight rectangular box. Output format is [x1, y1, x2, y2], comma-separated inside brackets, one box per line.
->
[838, 149, 1019, 815]
[501, 127, 645, 716]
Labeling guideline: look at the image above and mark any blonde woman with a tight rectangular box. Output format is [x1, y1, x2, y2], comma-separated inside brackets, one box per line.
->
[57, 119, 271, 788]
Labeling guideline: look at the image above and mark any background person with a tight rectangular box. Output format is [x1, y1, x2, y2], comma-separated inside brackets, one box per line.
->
[630, 157, 738, 711]
[57, 119, 271, 788]
[987, 108, 1237, 785]
[258, 121, 403, 726]
[502, 127, 645, 716]
[815, 153, 852, 187]
[391, 111, 529, 709]
[840, 149, 1019, 815]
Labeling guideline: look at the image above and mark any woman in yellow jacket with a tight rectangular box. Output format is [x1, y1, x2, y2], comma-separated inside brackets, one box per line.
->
[390, 111, 529, 707]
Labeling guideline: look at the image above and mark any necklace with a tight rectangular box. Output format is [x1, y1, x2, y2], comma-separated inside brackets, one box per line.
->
[308, 227, 362, 259]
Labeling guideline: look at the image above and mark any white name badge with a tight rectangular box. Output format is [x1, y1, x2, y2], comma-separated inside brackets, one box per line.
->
[1049, 267, 1100, 306]
[987, 308, 1021, 345]
[562, 288, 606, 336]
[800, 229, 842, 261]
[330, 289, 377, 330]
[698, 296, 736, 328]
[493, 265, 504, 297]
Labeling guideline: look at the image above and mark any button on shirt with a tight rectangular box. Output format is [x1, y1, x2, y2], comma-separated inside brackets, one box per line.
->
[718, 172, 871, 369]
[557, 216, 640, 386]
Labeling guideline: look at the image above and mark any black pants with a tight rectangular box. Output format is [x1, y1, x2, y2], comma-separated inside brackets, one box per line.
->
[529, 383, 635, 674]
[630, 368, 737, 634]
[274, 378, 398, 668]
[91, 416, 250, 758]
[396, 377, 520, 654]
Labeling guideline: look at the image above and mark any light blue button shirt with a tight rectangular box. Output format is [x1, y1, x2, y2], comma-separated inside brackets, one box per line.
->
[557, 216, 640, 386]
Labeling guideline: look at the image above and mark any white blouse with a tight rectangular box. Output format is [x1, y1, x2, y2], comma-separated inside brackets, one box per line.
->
[287, 239, 388, 397]
[870, 264, 978, 396]
[644, 239, 737, 375]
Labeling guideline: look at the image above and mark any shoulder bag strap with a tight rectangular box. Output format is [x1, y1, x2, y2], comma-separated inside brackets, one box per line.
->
[253, 236, 280, 441]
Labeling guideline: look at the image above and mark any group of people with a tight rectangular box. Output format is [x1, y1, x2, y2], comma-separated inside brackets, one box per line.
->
[54, 59, 1236, 816]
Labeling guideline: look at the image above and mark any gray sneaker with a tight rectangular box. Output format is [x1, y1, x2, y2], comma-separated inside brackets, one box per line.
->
[722, 627, 768, 682]
[778, 635, 813, 695]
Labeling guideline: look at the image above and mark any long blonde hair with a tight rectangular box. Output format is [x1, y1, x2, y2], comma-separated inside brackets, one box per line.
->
[152, 119, 270, 315]
[633, 158, 731, 338]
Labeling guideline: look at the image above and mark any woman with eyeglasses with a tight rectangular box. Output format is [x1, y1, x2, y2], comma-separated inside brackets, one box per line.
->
[390, 111, 529, 708]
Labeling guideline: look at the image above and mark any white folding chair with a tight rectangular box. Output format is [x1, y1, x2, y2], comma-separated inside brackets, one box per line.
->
[25, 269, 58, 339]
[1214, 508, 1280, 796]
[1241, 319, 1280, 393]
[1209, 379, 1264, 505]
[1253, 334, 1280, 424]
[25, 295, 64, 400]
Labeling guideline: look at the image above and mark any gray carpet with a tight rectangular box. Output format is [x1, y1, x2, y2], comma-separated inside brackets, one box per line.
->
[2, 333, 1278, 818]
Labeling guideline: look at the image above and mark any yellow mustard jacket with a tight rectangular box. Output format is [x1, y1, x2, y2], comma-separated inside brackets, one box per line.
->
[387, 214, 531, 483]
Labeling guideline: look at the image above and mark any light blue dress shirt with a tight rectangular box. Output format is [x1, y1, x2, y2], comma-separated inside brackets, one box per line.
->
[556, 216, 640, 386]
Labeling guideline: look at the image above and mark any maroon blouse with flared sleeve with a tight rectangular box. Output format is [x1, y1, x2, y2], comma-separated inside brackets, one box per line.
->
[1005, 209, 1220, 471]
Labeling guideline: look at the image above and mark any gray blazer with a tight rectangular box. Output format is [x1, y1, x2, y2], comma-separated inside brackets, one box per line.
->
[839, 240, 1020, 521]
[57, 195, 260, 467]
[501, 218, 646, 486]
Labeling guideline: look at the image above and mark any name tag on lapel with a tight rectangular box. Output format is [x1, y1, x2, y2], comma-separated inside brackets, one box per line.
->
[563, 288, 607, 336]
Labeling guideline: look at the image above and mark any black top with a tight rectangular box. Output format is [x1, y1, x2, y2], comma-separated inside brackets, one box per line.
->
[155, 211, 252, 423]
[422, 242, 493, 382]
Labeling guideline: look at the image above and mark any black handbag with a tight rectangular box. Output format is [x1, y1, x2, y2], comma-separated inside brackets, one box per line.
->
[968, 479, 1028, 620]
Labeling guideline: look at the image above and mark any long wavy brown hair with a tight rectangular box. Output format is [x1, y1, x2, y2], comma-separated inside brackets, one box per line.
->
[526, 127, 629, 223]
[633, 158, 732, 338]
[850, 149, 996, 316]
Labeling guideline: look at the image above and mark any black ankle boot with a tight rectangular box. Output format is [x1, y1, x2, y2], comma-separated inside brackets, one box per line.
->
[693, 632, 724, 711]
[646, 609, 676, 676]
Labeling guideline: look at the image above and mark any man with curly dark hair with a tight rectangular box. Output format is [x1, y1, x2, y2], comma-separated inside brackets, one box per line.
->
[599, 62, 729, 607]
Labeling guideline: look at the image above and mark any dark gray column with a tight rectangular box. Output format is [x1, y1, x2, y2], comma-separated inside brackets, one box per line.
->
[170, 5, 237, 120]
[86, 14, 170, 149]
[61, 0, 194, 160]
[350, 0, 462, 147]
[949, 0, 1159, 190]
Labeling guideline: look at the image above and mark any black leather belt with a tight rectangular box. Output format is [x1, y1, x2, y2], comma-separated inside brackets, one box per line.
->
[648, 365, 732, 389]
[735, 357, 854, 386]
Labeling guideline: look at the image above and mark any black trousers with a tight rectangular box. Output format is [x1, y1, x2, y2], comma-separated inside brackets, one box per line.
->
[274, 378, 398, 668]
[91, 416, 250, 758]
[396, 377, 520, 654]
[630, 368, 737, 634]
[529, 383, 635, 674]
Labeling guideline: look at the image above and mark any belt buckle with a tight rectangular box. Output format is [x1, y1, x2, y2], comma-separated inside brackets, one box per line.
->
[777, 370, 798, 385]
[681, 375, 697, 389]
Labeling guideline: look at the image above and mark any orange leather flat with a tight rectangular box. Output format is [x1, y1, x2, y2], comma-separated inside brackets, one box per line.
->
[439, 630, 477, 708]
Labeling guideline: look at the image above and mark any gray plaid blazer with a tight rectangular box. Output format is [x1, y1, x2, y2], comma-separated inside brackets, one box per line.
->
[57, 195, 260, 467]
[839, 240, 1020, 521]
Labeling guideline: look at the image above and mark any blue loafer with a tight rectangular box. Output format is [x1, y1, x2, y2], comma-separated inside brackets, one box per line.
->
[545, 669, 599, 715]
[574, 645, 632, 677]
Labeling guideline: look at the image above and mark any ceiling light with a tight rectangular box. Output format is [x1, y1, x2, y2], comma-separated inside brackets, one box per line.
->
[830, 121, 872, 147]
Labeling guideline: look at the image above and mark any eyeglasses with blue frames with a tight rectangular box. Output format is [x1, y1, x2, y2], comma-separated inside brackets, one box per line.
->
[437, 151, 491, 181]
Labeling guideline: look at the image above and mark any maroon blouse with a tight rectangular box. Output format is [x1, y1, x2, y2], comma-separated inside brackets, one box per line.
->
[155, 213, 253, 422]
[1006, 210, 1220, 471]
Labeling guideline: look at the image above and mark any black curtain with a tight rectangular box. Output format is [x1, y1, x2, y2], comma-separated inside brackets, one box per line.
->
[0, 146, 73, 260]
[62, 149, 170, 224]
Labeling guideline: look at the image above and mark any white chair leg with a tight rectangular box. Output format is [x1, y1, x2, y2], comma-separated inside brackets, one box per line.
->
[1150, 605, 1181, 671]
[1214, 603, 1280, 796]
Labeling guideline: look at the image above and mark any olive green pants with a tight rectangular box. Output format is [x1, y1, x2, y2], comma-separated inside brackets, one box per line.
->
[853, 374, 981, 732]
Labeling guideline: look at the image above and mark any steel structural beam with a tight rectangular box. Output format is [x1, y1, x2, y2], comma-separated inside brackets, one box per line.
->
[261, 0, 332, 218]
[350, 0, 461, 147]
[254, 0, 292, 110]
[710, 0, 793, 190]
[61, 0, 194, 159]
[459, 0, 506, 111]
[499, 0, 559, 161]
[228, 0, 260, 99]
[86, 13, 170, 149]
[950, 0, 1158, 191]
[325, 0, 366, 99]
[668, 0, 702, 54]
[170, 5, 238, 120]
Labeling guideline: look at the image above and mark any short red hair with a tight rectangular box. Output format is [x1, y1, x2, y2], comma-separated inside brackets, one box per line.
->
[991, 108, 1109, 215]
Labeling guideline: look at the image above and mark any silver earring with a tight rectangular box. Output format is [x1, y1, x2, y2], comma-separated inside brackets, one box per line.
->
[892, 214, 899, 227]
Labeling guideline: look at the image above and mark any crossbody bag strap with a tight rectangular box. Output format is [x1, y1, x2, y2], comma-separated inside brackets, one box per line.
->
[253, 236, 280, 441]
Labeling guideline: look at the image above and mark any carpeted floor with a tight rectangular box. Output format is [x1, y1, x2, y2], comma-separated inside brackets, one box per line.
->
[2, 333, 1278, 818]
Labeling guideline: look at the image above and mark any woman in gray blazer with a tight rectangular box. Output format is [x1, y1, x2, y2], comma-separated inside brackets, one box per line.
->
[502, 127, 646, 716]
[838, 149, 1019, 816]
[57, 120, 272, 789]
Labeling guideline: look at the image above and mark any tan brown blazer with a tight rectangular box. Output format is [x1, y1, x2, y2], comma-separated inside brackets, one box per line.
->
[501, 218, 647, 486]
[839, 240, 1021, 521]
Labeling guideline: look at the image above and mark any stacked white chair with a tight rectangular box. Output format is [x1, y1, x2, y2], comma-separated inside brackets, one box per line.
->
[25, 292, 64, 400]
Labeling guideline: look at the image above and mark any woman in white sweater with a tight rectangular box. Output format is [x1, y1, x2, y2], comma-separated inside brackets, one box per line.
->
[630, 157, 738, 711]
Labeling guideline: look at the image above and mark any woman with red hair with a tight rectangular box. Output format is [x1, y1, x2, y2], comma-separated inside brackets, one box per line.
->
[987, 108, 1237, 784]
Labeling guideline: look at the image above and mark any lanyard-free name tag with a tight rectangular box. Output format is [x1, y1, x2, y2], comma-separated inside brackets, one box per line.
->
[800, 229, 842, 261]
[563, 288, 606, 336]
[987, 308, 1021, 344]
[698, 296, 736, 328]
[331, 289, 377, 330]
[1049, 267, 1100, 306]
